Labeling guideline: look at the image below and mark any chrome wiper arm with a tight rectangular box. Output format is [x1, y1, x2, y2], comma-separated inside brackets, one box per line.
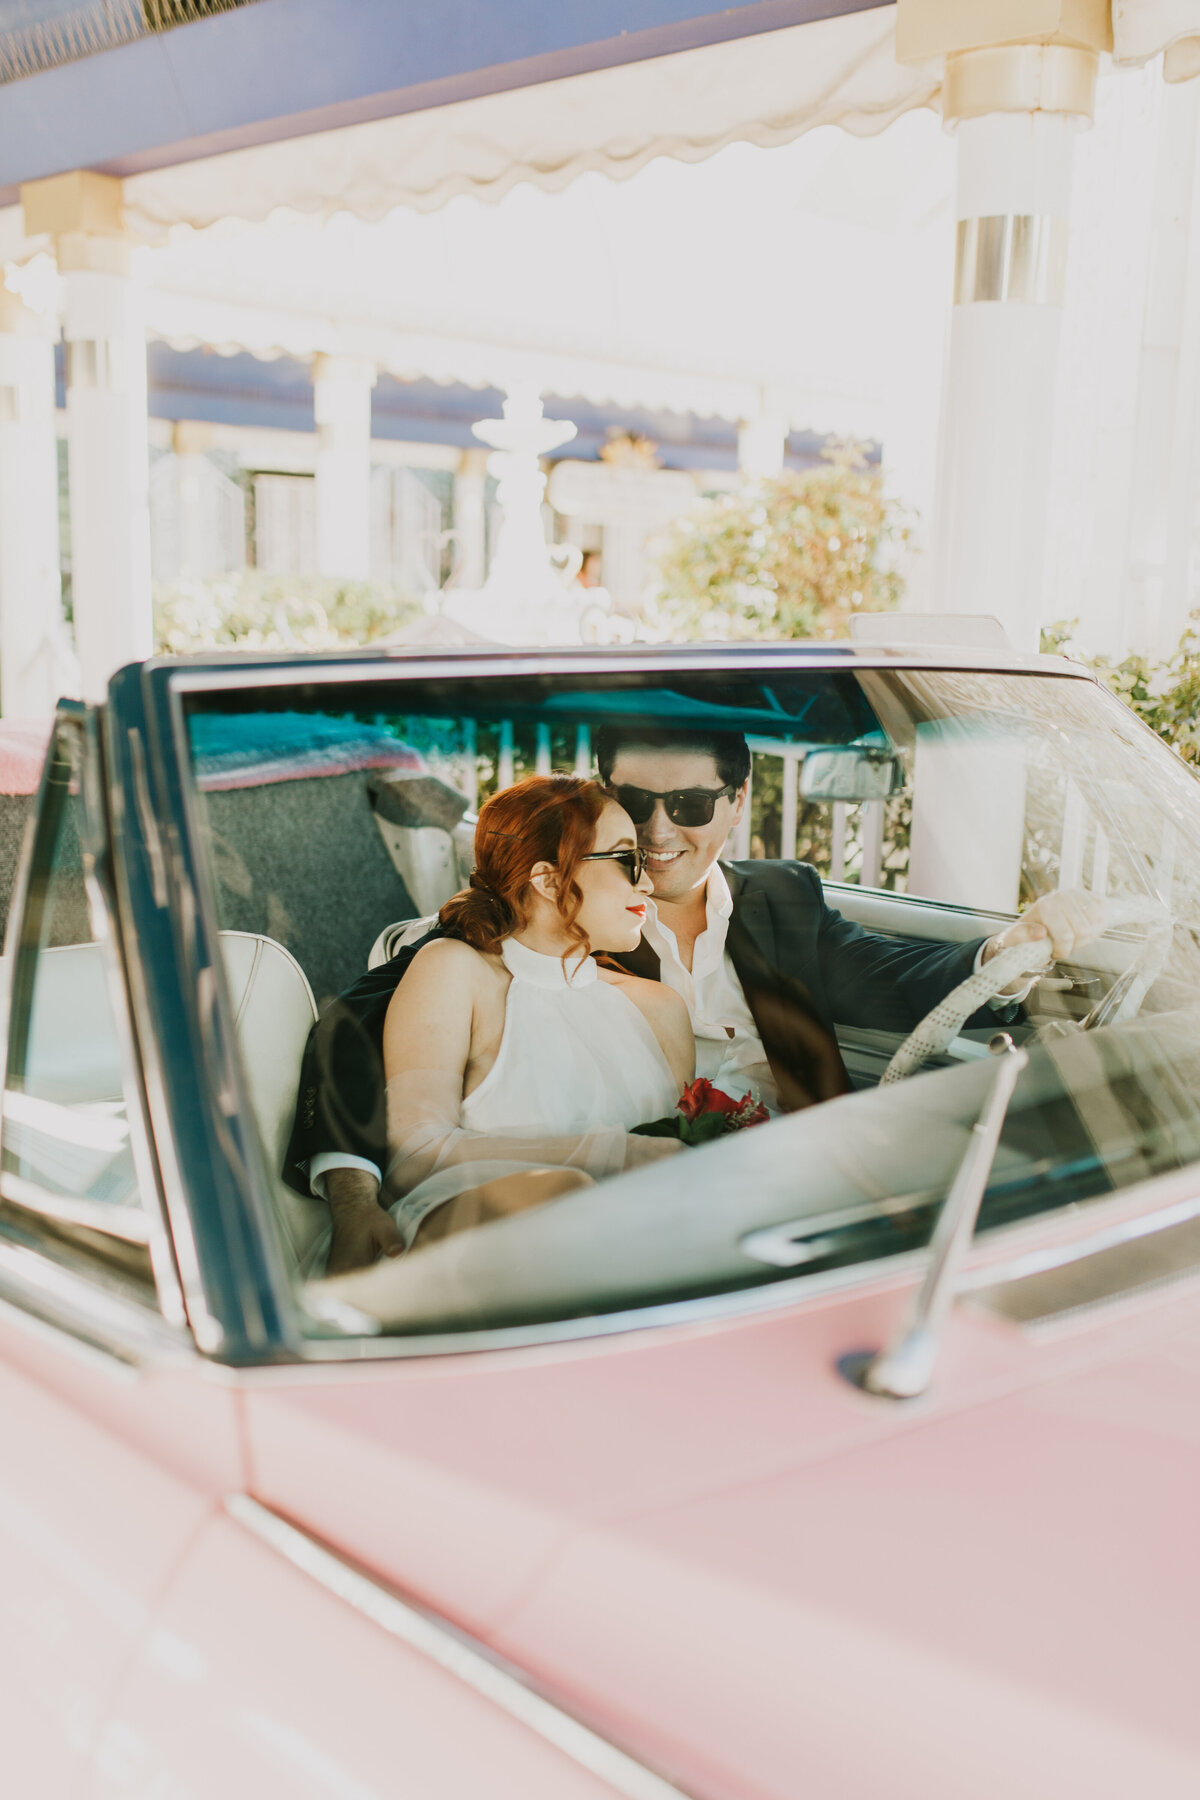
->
[856, 1038, 1029, 1400]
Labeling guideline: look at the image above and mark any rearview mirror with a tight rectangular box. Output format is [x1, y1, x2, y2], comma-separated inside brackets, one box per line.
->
[799, 746, 903, 804]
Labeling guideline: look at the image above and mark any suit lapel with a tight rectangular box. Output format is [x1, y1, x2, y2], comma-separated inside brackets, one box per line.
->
[723, 861, 777, 969]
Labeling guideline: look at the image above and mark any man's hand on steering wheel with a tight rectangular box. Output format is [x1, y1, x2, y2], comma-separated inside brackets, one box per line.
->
[981, 889, 1109, 993]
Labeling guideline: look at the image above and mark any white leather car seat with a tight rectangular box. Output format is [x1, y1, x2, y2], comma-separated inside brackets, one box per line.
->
[8, 932, 326, 1277]
[367, 913, 437, 970]
[219, 931, 326, 1274]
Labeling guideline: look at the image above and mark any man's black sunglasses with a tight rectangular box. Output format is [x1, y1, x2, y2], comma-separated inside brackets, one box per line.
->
[606, 783, 738, 828]
[579, 846, 650, 885]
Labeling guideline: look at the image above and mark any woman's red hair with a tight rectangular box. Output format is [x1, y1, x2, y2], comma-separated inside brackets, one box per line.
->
[439, 774, 608, 959]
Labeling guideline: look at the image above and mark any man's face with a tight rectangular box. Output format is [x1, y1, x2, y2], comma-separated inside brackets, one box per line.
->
[606, 749, 747, 903]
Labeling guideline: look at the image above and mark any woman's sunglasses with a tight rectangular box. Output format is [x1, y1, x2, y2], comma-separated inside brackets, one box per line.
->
[580, 846, 650, 885]
[606, 783, 737, 827]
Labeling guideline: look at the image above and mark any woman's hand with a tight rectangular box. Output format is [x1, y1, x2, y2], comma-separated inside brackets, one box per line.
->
[624, 1133, 686, 1168]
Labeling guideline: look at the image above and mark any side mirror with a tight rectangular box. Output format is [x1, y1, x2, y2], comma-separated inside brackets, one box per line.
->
[799, 746, 904, 804]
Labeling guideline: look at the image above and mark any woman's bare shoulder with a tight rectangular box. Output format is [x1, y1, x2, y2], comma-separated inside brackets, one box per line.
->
[402, 935, 498, 993]
[602, 968, 689, 1024]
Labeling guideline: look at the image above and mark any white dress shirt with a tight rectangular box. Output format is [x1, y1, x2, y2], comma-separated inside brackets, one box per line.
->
[640, 864, 780, 1111]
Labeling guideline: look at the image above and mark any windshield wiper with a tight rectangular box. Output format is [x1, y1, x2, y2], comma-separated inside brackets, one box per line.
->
[848, 1037, 1029, 1400]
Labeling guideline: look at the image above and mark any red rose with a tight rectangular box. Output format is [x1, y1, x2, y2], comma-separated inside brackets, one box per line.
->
[675, 1078, 709, 1121]
[676, 1078, 766, 1124]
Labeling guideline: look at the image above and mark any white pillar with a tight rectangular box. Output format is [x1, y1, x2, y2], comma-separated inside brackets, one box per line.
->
[930, 108, 1081, 650]
[452, 446, 488, 588]
[60, 239, 153, 700]
[313, 354, 375, 579]
[896, 3, 1109, 652]
[1124, 78, 1200, 659]
[0, 288, 74, 717]
[737, 415, 787, 479]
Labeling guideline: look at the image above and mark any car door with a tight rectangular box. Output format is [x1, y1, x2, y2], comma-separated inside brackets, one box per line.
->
[0, 711, 243, 1799]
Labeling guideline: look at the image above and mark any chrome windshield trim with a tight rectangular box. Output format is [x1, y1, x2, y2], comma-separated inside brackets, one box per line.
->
[81, 714, 190, 1329]
[0, 1237, 192, 1371]
[225, 1494, 695, 1800]
[158, 643, 1096, 697]
[0, 1170, 152, 1244]
[107, 715, 226, 1353]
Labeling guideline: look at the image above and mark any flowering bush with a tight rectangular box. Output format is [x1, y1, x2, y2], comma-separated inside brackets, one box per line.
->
[1041, 616, 1200, 769]
[154, 572, 421, 655]
[648, 444, 911, 642]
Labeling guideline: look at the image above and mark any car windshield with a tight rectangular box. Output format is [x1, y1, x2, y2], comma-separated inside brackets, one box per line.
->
[179, 658, 1200, 1336]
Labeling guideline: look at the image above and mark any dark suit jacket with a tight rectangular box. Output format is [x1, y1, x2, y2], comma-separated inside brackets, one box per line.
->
[282, 860, 986, 1197]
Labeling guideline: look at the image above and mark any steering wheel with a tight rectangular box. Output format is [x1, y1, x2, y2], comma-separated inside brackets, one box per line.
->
[880, 898, 1174, 1085]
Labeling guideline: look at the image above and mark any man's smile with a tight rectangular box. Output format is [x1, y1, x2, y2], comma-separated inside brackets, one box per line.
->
[645, 849, 686, 868]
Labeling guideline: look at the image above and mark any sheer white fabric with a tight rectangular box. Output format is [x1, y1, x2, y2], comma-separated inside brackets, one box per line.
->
[385, 937, 680, 1247]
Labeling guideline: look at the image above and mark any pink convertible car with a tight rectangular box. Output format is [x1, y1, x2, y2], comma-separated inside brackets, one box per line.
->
[3, 642, 1199, 1798]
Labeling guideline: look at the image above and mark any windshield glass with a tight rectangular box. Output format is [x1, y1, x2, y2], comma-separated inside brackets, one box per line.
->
[179, 659, 1200, 1336]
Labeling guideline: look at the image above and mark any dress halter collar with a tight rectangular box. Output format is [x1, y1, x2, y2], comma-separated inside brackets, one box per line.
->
[501, 935, 597, 989]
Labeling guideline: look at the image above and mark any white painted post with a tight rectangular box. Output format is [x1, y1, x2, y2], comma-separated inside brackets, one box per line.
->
[574, 723, 591, 776]
[0, 287, 75, 716]
[60, 247, 153, 698]
[452, 447, 489, 590]
[535, 722, 552, 775]
[729, 768, 753, 861]
[497, 720, 515, 789]
[313, 353, 375, 579]
[860, 800, 885, 889]
[737, 414, 787, 479]
[780, 752, 799, 860]
[830, 803, 848, 883]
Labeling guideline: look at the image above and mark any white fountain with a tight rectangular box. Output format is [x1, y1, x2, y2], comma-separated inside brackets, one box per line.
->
[439, 385, 598, 646]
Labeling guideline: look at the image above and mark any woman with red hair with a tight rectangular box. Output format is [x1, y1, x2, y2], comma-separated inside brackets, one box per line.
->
[381, 774, 693, 1250]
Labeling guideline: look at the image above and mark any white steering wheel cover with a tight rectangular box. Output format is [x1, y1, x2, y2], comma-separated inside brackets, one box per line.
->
[880, 940, 1051, 1084]
[879, 896, 1172, 1084]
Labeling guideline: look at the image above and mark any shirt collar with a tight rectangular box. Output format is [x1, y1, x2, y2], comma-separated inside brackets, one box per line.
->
[644, 863, 733, 937]
[706, 862, 734, 922]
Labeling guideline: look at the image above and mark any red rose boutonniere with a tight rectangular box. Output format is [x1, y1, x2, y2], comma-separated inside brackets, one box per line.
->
[633, 1076, 770, 1146]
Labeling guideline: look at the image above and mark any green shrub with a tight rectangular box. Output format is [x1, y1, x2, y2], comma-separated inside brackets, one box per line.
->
[154, 572, 421, 655]
[649, 445, 911, 641]
[1042, 616, 1200, 769]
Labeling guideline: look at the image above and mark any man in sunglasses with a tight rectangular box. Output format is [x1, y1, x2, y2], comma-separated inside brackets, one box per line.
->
[287, 724, 1099, 1271]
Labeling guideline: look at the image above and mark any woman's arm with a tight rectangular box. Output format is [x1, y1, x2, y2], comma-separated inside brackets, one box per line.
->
[382, 937, 478, 1093]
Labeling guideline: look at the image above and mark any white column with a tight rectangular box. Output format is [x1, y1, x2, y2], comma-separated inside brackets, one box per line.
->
[930, 108, 1080, 650]
[1125, 78, 1200, 659]
[895, 0, 1110, 652]
[0, 288, 74, 717]
[60, 239, 153, 700]
[908, 725, 1025, 913]
[313, 354, 375, 579]
[737, 414, 787, 479]
[452, 446, 488, 589]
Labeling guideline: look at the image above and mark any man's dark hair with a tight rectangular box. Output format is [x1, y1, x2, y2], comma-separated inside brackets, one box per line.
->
[594, 724, 751, 790]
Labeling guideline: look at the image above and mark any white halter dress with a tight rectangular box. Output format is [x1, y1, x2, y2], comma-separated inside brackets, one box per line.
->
[385, 936, 680, 1247]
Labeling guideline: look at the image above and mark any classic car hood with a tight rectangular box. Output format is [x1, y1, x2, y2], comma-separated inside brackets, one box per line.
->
[242, 1267, 1200, 1800]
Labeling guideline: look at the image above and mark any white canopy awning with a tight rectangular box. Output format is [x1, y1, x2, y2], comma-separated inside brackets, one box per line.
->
[131, 103, 956, 434]
[1114, 1, 1200, 80]
[117, 6, 935, 238]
